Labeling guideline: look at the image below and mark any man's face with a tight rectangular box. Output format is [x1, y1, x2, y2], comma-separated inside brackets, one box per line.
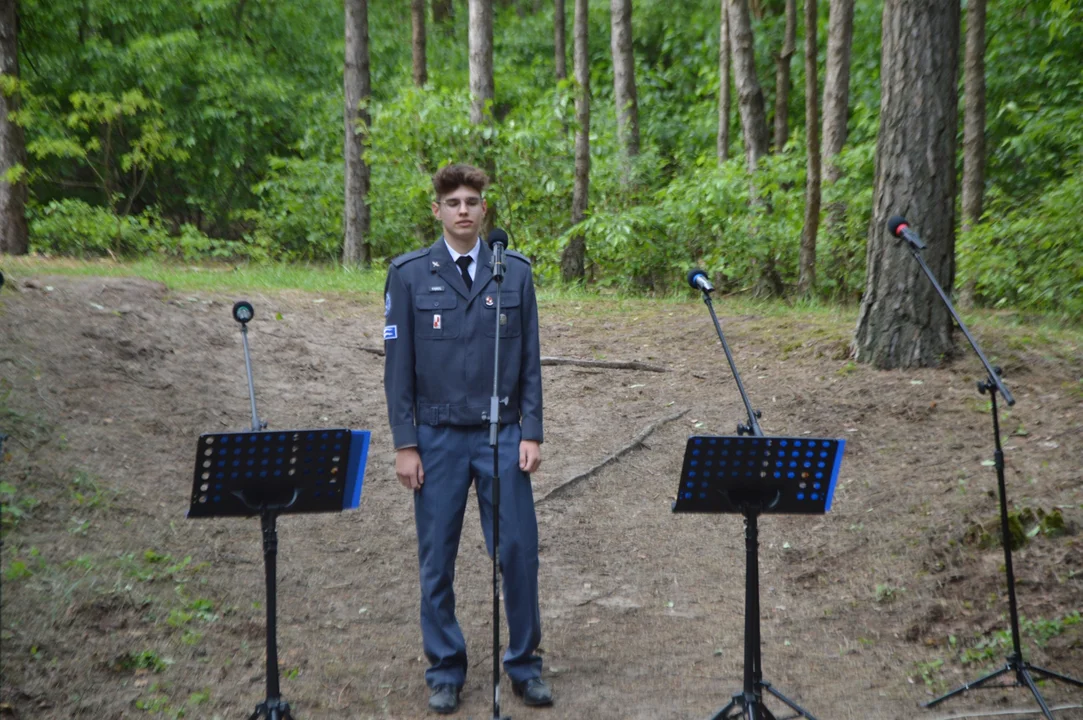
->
[432, 185, 487, 247]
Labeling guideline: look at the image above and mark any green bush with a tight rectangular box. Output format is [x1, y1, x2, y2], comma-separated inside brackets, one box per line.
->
[959, 161, 1083, 319]
[29, 200, 160, 257]
[29, 199, 266, 262]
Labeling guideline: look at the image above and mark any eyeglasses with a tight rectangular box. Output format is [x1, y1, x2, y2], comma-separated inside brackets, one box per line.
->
[438, 197, 483, 210]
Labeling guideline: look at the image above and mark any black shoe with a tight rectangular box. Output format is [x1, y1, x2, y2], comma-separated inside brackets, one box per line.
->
[512, 677, 553, 707]
[428, 684, 461, 714]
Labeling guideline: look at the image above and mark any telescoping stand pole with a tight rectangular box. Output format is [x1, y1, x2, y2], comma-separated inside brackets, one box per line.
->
[687, 271, 818, 720]
[487, 237, 512, 720]
[886, 219, 1083, 720]
[232, 301, 294, 720]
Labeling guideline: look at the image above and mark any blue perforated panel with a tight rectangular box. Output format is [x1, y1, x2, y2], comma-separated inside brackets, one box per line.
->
[673, 436, 845, 515]
[188, 428, 368, 518]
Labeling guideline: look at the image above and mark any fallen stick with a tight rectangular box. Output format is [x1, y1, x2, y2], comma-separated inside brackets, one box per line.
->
[540, 356, 668, 372]
[537, 409, 688, 504]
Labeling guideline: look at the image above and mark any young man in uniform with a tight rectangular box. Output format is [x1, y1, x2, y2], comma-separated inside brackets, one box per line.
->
[382, 163, 552, 714]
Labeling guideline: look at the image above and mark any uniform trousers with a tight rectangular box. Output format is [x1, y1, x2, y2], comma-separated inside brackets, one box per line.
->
[414, 423, 543, 688]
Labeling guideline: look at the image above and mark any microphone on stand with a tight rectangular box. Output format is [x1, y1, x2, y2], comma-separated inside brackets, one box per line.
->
[488, 228, 509, 282]
[687, 268, 715, 294]
[887, 216, 927, 251]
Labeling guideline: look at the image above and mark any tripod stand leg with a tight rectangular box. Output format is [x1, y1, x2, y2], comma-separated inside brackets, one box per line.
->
[708, 693, 781, 720]
[1018, 666, 1057, 720]
[1027, 663, 1083, 687]
[763, 683, 817, 720]
[708, 694, 740, 720]
[922, 663, 1012, 708]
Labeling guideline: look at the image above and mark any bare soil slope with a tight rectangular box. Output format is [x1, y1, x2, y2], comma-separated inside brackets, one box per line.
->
[1, 274, 1080, 720]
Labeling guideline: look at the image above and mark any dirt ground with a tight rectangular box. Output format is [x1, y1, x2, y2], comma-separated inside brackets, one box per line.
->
[1, 272, 1081, 720]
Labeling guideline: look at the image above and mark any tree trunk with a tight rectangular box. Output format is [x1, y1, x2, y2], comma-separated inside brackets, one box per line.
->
[820, 0, 854, 241]
[717, 0, 731, 163]
[433, 0, 453, 26]
[959, 0, 987, 308]
[468, 0, 494, 125]
[961, 0, 986, 233]
[853, 0, 960, 369]
[1, 0, 28, 255]
[561, 0, 590, 282]
[554, 0, 566, 81]
[772, 0, 796, 152]
[412, 0, 428, 86]
[343, 0, 371, 266]
[728, 0, 770, 173]
[610, 0, 639, 176]
[797, 0, 820, 296]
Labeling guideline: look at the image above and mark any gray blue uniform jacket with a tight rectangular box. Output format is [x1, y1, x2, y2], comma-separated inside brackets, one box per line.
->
[383, 238, 544, 450]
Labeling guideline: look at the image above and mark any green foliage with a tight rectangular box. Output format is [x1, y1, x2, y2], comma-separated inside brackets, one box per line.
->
[959, 612, 1082, 665]
[28, 199, 266, 261]
[29, 200, 157, 256]
[0, 482, 41, 534]
[113, 649, 170, 673]
[13, 0, 1083, 306]
[20, 89, 187, 214]
[959, 161, 1083, 319]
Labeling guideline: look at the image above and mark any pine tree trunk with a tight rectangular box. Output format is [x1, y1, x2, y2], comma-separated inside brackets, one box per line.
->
[728, 0, 769, 173]
[772, 0, 796, 152]
[717, 0, 731, 163]
[853, 0, 960, 369]
[412, 0, 428, 86]
[469, 0, 494, 125]
[821, 0, 854, 242]
[610, 0, 639, 175]
[561, 0, 590, 282]
[797, 0, 820, 296]
[961, 0, 986, 233]
[554, 0, 566, 81]
[343, 0, 371, 266]
[959, 0, 987, 308]
[0, 0, 28, 255]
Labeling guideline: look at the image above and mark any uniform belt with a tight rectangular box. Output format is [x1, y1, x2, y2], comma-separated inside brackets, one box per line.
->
[416, 403, 520, 427]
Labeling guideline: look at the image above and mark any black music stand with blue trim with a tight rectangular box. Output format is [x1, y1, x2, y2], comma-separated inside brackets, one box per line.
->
[682, 268, 848, 720]
[674, 436, 844, 720]
[187, 301, 370, 720]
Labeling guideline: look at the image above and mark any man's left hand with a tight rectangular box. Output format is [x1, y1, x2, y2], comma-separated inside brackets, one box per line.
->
[519, 440, 541, 474]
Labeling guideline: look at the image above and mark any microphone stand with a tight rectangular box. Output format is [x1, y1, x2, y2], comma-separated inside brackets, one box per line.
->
[486, 242, 512, 720]
[899, 240, 1082, 720]
[695, 287, 817, 720]
[232, 301, 294, 720]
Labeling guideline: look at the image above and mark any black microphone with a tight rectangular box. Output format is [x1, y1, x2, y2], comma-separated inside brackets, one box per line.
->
[488, 228, 509, 281]
[687, 268, 714, 293]
[888, 215, 927, 250]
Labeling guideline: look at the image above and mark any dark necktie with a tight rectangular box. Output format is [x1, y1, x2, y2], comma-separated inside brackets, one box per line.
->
[455, 255, 473, 291]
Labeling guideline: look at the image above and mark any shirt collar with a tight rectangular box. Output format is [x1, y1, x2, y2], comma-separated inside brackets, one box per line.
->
[444, 238, 481, 265]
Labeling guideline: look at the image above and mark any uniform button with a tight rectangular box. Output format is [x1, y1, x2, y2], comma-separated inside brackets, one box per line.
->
[433, 302, 440, 307]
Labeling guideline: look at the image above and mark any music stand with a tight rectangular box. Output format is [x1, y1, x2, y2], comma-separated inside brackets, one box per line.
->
[187, 301, 371, 720]
[680, 271, 845, 720]
[674, 436, 844, 720]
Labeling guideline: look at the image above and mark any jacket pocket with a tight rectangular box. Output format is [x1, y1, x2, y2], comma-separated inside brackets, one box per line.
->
[414, 293, 460, 339]
[481, 290, 521, 338]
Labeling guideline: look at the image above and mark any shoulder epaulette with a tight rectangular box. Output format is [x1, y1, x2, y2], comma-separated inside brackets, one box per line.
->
[391, 247, 431, 268]
[506, 249, 532, 266]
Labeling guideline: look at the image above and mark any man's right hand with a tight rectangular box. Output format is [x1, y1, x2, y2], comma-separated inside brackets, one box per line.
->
[395, 448, 425, 490]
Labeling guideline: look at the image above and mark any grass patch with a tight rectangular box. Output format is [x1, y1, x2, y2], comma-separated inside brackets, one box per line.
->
[2, 256, 388, 295]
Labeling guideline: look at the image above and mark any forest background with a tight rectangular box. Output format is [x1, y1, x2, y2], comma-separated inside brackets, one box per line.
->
[2, 0, 1082, 319]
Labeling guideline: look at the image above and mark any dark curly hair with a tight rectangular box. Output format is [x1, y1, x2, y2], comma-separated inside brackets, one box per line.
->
[432, 163, 489, 199]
